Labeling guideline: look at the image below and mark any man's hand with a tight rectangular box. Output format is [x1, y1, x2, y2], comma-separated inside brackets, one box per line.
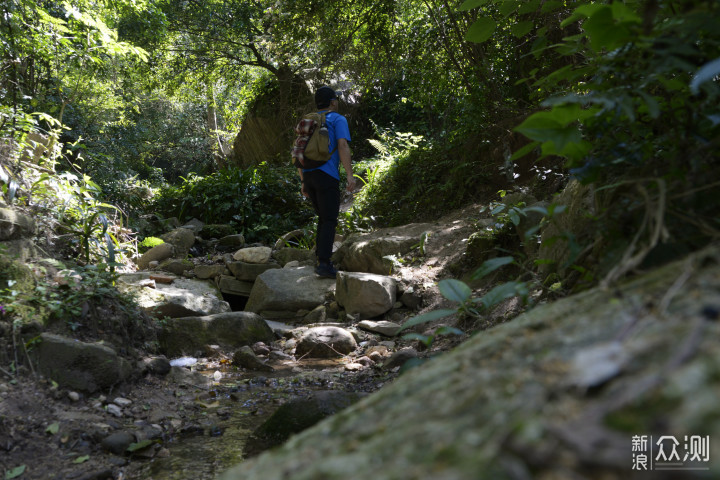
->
[346, 174, 356, 193]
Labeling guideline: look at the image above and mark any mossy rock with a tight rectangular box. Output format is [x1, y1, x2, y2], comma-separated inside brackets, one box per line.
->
[466, 231, 496, 264]
[0, 254, 48, 325]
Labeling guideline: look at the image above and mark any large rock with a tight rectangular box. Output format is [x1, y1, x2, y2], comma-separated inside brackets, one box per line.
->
[335, 272, 396, 318]
[158, 312, 275, 357]
[245, 267, 335, 318]
[333, 223, 433, 274]
[273, 247, 315, 266]
[194, 264, 229, 279]
[35, 333, 131, 393]
[227, 261, 281, 281]
[233, 246, 272, 264]
[160, 227, 196, 256]
[137, 243, 174, 270]
[295, 326, 357, 358]
[118, 273, 230, 318]
[0, 207, 36, 241]
[217, 275, 254, 296]
[244, 391, 366, 457]
[221, 245, 720, 480]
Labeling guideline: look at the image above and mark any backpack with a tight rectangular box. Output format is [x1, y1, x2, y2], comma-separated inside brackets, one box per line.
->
[291, 112, 337, 169]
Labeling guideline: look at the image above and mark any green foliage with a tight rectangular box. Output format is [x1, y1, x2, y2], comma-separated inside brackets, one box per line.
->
[399, 257, 530, 337]
[138, 236, 164, 252]
[151, 165, 313, 244]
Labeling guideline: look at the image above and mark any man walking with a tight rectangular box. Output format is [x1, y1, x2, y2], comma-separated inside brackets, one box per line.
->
[298, 86, 356, 278]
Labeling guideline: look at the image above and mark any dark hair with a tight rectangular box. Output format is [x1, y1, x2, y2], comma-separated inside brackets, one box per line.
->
[315, 86, 338, 109]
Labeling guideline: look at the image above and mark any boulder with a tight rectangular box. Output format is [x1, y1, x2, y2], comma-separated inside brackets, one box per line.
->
[245, 267, 335, 318]
[333, 223, 433, 274]
[295, 326, 357, 358]
[227, 261, 281, 281]
[35, 333, 131, 393]
[273, 247, 315, 266]
[137, 243, 174, 270]
[167, 366, 211, 389]
[158, 311, 275, 357]
[160, 227, 196, 256]
[218, 234, 246, 249]
[158, 259, 193, 275]
[0, 207, 36, 241]
[335, 272, 396, 318]
[357, 320, 401, 337]
[181, 218, 204, 232]
[118, 273, 230, 318]
[194, 264, 229, 279]
[233, 246, 272, 264]
[217, 275, 254, 296]
[244, 391, 366, 457]
[232, 346, 274, 372]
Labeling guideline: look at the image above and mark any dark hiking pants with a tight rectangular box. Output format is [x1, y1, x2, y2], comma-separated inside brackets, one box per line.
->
[303, 169, 340, 263]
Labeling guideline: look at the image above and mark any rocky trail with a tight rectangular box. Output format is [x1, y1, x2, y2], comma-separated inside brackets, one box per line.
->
[1, 201, 485, 480]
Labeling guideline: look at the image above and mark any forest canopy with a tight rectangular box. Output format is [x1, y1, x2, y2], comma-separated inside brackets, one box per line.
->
[1, 0, 718, 257]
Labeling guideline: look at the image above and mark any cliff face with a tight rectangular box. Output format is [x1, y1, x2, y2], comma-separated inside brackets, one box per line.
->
[222, 243, 720, 480]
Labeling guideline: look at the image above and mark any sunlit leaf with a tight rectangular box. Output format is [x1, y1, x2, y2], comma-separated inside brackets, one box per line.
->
[46, 422, 60, 435]
[5, 465, 26, 479]
[127, 439, 154, 452]
[438, 279, 471, 303]
[465, 17, 496, 43]
[73, 455, 90, 464]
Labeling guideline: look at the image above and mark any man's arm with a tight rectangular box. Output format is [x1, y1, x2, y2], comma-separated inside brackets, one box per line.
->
[337, 138, 356, 193]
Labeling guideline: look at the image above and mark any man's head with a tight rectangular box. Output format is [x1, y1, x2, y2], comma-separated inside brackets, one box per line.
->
[315, 86, 339, 109]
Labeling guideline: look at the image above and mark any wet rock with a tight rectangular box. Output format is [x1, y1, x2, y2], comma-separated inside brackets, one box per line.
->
[357, 320, 401, 337]
[113, 397, 132, 408]
[336, 272, 396, 318]
[295, 327, 357, 358]
[244, 391, 366, 457]
[382, 348, 418, 370]
[161, 227, 196, 257]
[101, 431, 135, 455]
[344, 363, 364, 371]
[35, 333, 131, 393]
[233, 246, 272, 264]
[167, 366, 211, 389]
[269, 350, 294, 362]
[233, 346, 274, 372]
[158, 311, 274, 357]
[245, 267, 335, 318]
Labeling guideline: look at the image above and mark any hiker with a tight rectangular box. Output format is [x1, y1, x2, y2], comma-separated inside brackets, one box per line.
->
[298, 86, 356, 279]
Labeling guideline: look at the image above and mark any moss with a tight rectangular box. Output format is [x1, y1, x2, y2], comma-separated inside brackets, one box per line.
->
[604, 393, 681, 433]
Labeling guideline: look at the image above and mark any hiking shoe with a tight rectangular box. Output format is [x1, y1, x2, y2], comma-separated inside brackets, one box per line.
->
[315, 262, 338, 279]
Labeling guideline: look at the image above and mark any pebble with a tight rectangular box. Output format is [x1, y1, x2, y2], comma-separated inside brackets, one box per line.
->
[113, 397, 132, 407]
[106, 404, 123, 417]
[68, 391, 80, 402]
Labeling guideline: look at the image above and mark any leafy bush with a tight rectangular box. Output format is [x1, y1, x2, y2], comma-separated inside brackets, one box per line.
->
[151, 164, 313, 244]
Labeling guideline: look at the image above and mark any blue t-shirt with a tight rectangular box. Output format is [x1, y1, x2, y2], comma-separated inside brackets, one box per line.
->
[302, 111, 350, 180]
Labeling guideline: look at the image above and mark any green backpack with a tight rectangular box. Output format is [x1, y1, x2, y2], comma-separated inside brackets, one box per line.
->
[291, 112, 337, 169]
